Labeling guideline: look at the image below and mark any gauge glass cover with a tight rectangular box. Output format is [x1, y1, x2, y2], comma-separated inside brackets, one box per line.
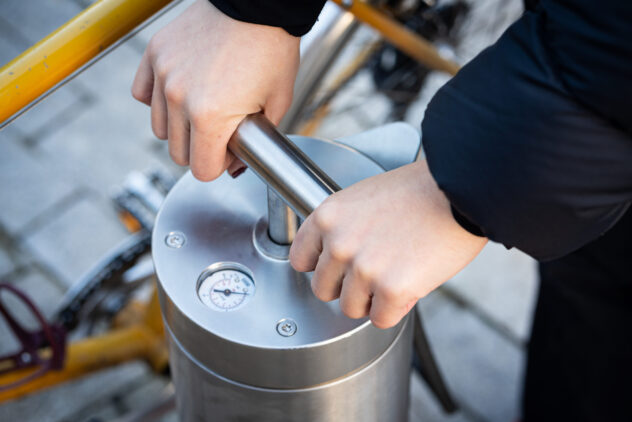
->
[198, 267, 255, 311]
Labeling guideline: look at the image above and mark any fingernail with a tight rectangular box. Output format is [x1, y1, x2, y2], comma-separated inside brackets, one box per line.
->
[230, 167, 247, 179]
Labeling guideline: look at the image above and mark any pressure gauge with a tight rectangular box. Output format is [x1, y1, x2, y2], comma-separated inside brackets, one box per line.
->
[197, 263, 255, 312]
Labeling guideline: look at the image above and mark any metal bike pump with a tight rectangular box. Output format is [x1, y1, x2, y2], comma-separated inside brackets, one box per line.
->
[153, 113, 418, 421]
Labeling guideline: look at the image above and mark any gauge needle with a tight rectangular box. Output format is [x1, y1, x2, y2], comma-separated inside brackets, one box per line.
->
[214, 289, 249, 296]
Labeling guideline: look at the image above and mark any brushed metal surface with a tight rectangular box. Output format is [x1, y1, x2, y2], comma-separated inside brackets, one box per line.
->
[228, 114, 340, 219]
[154, 124, 420, 419]
[267, 188, 299, 245]
[169, 313, 413, 422]
[154, 136, 403, 388]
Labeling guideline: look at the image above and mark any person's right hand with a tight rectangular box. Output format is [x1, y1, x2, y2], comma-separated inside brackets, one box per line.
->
[131, 0, 300, 181]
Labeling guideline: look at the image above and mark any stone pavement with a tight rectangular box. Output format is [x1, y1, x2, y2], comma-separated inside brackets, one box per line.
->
[0, 0, 534, 421]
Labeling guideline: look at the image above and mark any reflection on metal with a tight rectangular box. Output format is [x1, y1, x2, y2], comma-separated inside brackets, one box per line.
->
[267, 188, 300, 245]
[297, 40, 381, 137]
[228, 113, 341, 219]
[0, 0, 179, 126]
[279, 3, 360, 134]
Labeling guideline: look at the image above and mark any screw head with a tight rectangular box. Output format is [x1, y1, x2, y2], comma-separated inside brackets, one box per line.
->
[165, 231, 186, 248]
[276, 318, 297, 337]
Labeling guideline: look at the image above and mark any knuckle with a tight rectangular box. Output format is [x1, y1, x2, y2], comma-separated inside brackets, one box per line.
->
[146, 36, 159, 56]
[154, 62, 169, 81]
[352, 258, 381, 282]
[150, 52, 170, 80]
[190, 161, 221, 182]
[164, 80, 184, 105]
[376, 283, 404, 303]
[289, 245, 313, 272]
[130, 84, 146, 102]
[340, 299, 367, 319]
[152, 124, 167, 140]
[147, 33, 166, 59]
[328, 241, 353, 263]
[311, 280, 336, 302]
[168, 149, 187, 166]
[313, 202, 337, 232]
[371, 314, 396, 330]
[189, 107, 217, 129]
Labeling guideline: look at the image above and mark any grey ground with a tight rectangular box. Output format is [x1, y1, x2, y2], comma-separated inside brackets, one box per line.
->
[0, 0, 533, 421]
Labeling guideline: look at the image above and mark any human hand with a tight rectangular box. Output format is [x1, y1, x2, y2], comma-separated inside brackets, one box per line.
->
[290, 160, 488, 329]
[131, 0, 300, 181]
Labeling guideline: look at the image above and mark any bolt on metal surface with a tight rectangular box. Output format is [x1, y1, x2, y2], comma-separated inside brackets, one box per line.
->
[276, 318, 298, 337]
[165, 231, 186, 248]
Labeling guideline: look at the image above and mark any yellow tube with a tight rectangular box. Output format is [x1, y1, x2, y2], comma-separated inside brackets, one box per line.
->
[0, 0, 174, 124]
[331, 0, 460, 76]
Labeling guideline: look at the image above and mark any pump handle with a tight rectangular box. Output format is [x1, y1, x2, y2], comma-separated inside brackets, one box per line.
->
[228, 113, 341, 218]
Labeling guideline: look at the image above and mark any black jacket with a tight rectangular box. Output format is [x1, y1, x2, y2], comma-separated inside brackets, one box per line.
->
[210, 0, 632, 261]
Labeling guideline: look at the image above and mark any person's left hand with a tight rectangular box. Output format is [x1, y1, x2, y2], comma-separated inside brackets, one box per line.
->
[289, 160, 488, 329]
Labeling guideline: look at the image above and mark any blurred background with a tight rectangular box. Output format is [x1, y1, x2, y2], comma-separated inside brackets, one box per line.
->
[0, 0, 536, 421]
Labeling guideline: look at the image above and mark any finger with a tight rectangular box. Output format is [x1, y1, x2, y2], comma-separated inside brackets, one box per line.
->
[369, 287, 415, 329]
[339, 273, 372, 319]
[150, 77, 168, 140]
[189, 117, 240, 182]
[310, 248, 347, 302]
[289, 214, 323, 272]
[131, 51, 154, 106]
[263, 90, 293, 125]
[166, 103, 190, 166]
[227, 156, 246, 178]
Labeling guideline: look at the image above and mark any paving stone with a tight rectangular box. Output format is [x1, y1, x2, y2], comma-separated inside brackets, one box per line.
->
[445, 242, 538, 342]
[113, 375, 173, 419]
[0, 26, 25, 73]
[0, 270, 65, 356]
[424, 293, 525, 422]
[158, 411, 179, 422]
[73, 404, 120, 422]
[0, 362, 148, 422]
[0, 0, 82, 47]
[38, 99, 179, 195]
[3, 84, 91, 146]
[65, 372, 170, 422]
[22, 196, 129, 287]
[0, 246, 16, 279]
[65, 41, 144, 112]
[0, 137, 76, 235]
[33, 38, 185, 183]
[409, 372, 475, 422]
[457, 0, 523, 63]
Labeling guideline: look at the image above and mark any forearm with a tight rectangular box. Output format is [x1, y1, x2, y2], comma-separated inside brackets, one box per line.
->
[422, 2, 632, 261]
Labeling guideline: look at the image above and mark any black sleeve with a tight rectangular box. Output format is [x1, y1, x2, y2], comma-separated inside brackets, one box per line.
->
[209, 0, 326, 36]
[422, 0, 632, 261]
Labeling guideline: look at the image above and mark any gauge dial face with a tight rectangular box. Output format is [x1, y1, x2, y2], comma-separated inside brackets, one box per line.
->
[198, 268, 255, 311]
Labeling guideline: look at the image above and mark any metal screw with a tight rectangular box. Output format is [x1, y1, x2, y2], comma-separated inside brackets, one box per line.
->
[341, 0, 353, 8]
[276, 318, 297, 337]
[165, 231, 186, 248]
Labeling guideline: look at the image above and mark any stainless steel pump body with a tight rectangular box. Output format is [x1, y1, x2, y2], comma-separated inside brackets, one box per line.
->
[152, 124, 420, 421]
